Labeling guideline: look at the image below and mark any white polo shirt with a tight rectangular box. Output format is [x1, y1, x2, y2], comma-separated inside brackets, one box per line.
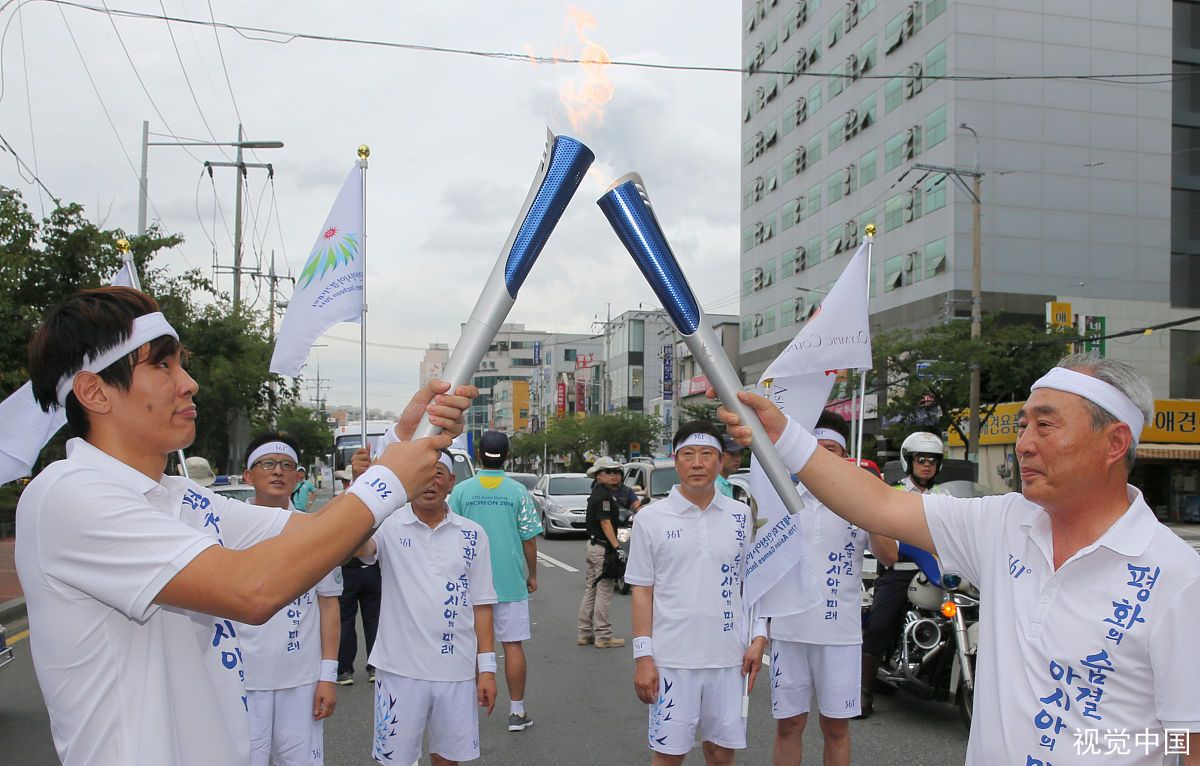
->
[239, 502, 343, 692]
[624, 486, 755, 669]
[925, 486, 1200, 766]
[770, 494, 867, 646]
[15, 438, 291, 766]
[367, 504, 497, 683]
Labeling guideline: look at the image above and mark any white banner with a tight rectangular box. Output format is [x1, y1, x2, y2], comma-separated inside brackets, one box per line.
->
[744, 241, 874, 613]
[271, 165, 364, 377]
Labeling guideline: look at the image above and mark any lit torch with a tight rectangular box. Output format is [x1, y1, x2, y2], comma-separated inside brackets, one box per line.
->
[413, 130, 594, 438]
[597, 173, 806, 517]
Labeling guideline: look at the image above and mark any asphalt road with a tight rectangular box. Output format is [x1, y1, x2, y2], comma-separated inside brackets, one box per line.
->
[0, 530, 968, 765]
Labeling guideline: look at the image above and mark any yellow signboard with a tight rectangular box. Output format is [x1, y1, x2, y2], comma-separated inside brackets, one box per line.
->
[1046, 301, 1073, 331]
[949, 399, 1200, 446]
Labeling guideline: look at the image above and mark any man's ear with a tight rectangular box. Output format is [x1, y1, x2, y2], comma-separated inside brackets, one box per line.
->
[72, 372, 112, 415]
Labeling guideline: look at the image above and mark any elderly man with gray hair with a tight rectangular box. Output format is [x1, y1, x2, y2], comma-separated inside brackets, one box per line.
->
[718, 354, 1199, 765]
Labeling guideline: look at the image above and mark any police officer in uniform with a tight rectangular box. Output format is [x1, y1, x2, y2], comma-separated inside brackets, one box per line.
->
[857, 431, 944, 717]
[576, 456, 627, 649]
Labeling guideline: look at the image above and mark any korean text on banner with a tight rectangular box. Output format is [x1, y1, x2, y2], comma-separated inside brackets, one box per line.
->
[271, 165, 364, 377]
[745, 241, 873, 614]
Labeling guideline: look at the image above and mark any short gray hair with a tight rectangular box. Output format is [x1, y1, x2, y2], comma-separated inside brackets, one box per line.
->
[1055, 353, 1153, 471]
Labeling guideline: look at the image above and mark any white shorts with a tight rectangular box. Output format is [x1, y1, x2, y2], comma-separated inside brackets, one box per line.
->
[648, 666, 747, 756]
[372, 670, 479, 764]
[769, 640, 861, 719]
[493, 600, 531, 643]
[247, 683, 324, 765]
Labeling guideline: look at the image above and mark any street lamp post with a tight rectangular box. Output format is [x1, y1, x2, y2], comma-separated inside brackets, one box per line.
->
[138, 120, 284, 311]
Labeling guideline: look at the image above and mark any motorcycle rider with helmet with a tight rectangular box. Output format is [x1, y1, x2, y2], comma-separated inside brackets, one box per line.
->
[856, 432, 944, 717]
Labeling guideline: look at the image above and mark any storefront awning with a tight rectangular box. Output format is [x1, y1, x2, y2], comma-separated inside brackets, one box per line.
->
[1136, 443, 1200, 461]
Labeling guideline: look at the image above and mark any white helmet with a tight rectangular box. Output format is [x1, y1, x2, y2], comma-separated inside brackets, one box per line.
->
[899, 431, 945, 473]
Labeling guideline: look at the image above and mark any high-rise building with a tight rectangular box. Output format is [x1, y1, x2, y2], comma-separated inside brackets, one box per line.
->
[740, 0, 1195, 399]
[419, 343, 450, 388]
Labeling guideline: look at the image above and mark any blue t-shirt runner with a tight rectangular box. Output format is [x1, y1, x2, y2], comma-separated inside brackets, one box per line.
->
[449, 469, 544, 603]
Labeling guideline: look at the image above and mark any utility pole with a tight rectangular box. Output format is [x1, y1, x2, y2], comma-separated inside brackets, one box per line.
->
[914, 130, 984, 464]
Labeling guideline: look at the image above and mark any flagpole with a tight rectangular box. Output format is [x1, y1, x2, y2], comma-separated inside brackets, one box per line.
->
[118, 238, 191, 479]
[358, 146, 370, 455]
[855, 224, 875, 465]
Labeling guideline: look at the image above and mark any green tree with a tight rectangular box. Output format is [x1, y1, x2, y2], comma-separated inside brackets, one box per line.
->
[873, 317, 1077, 451]
[590, 408, 663, 460]
[678, 400, 720, 424]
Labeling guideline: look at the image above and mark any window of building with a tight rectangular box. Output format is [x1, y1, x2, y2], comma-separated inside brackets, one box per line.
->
[925, 105, 947, 148]
[762, 306, 777, 335]
[883, 253, 905, 291]
[827, 222, 844, 258]
[860, 148, 877, 186]
[563, 348, 577, 361]
[925, 41, 947, 80]
[885, 11, 907, 53]
[807, 133, 823, 164]
[828, 114, 846, 150]
[782, 196, 802, 230]
[859, 36, 878, 73]
[885, 77, 904, 113]
[809, 30, 823, 63]
[828, 9, 844, 48]
[806, 234, 823, 268]
[926, 0, 945, 21]
[884, 192, 905, 231]
[742, 225, 755, 254]
[861, 0, 876, 19]
[630, 319, 645, 353]
[781, 297, 799, 327]
[860, 206, 877, 230]
[884, 130, 906, 171]
[924, 237, 947, 278]
[763, 257, 777, 287]
[806, 183, 822, 214]
[807, 82, 823, 117]
[512, 358, 536, 367]
[829, 63, 846, 99]
[859, 91, 878, 130]
[827, 169, 844, 203]
[783, 247, 802, 276]
[742, 316, 754, 341]
[630, 366, 644, 397]
[925, 173, 946, 212]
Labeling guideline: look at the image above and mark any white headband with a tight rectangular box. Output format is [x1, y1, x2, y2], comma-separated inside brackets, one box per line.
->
[1030, 367, 1145, 444]
[437, 452, 454, 473]
[55, 312, 179, 406]
[675, 433, 722, 453]
[813, 428, 847, 451]
[247, 441, 299, 470]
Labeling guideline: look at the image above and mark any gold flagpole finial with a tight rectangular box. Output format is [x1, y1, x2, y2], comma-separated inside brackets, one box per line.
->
[357, 145, 371, 160]
[116, 238, 130, 255]
[864, 223, 876, 237]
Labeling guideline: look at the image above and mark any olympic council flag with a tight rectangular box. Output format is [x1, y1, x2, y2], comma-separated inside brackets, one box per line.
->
[271, 165, 364, 377]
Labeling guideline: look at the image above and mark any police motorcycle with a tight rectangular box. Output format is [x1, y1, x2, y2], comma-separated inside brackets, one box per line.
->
[877, 541, 979, 730]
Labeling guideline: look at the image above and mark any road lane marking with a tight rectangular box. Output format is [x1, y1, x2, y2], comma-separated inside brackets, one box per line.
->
[7, 629, 29, 645]
[536, 552, 579, 572]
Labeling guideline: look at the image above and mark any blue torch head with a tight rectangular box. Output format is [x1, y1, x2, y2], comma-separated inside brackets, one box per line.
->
[503, 134, 595, 297]
[596, 174, 701, 336]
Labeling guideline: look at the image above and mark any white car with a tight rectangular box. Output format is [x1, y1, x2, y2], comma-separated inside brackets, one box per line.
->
[532, 473, 591, 539]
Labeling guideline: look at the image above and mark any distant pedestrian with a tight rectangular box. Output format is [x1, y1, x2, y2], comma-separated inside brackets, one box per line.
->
[292, 466, 317, 511]
[449, 430, 543, 733]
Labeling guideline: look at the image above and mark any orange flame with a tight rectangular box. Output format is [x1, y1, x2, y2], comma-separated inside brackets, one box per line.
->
[558, 7, 614, 135]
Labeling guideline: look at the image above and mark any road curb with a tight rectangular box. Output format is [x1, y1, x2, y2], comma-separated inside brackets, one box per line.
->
[0, 597, 26, 625]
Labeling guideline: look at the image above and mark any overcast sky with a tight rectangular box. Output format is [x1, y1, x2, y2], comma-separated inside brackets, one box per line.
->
[2, 1, 742, 412]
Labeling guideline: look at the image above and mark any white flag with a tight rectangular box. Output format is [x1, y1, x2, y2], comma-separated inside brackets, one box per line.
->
[744, 241, 873, 613]
[271, 165, 364, 377]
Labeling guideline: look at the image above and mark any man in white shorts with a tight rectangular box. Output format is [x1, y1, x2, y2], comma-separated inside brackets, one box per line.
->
[237, 432, 343, 765]
[15, 287, 469, 765]
[626, 421, 768, 766]
[355, 451, 499, 765]
[449, 430, 543, 732]
[717, 354, 1200, 764]
[769, 410, 889, 766]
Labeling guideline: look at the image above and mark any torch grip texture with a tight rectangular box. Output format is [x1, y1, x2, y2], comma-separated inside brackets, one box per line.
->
[504, 134, 595, 297]
[597, 174, 701, 335]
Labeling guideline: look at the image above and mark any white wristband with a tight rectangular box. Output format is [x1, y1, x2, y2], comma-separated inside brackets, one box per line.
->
[632, 636, 653, 659]
[775, 418, 819, 474]
[319, 659, 338, 683]
[348, 465, 408, 527]
[477, 652, 497, 674]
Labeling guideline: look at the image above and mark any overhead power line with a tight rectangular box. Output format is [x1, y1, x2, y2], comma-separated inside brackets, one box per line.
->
[34, 0, 1200, 86]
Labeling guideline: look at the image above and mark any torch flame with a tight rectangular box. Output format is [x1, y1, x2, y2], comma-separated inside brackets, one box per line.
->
[558, 7, 614, 135]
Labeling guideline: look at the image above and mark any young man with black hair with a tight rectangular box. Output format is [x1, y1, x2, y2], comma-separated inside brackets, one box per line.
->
[15, 286, 472, 765]
[768, 410, 890, 766]
[448, 430, 542, 732]
[625, 420, 768, 766]
[236, 431, 342, 766]
[355, 451, 498, 766]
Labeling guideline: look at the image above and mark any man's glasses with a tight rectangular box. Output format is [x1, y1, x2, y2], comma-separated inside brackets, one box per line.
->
[913, 456, 941, 466]
[254, 459, 298, 472]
